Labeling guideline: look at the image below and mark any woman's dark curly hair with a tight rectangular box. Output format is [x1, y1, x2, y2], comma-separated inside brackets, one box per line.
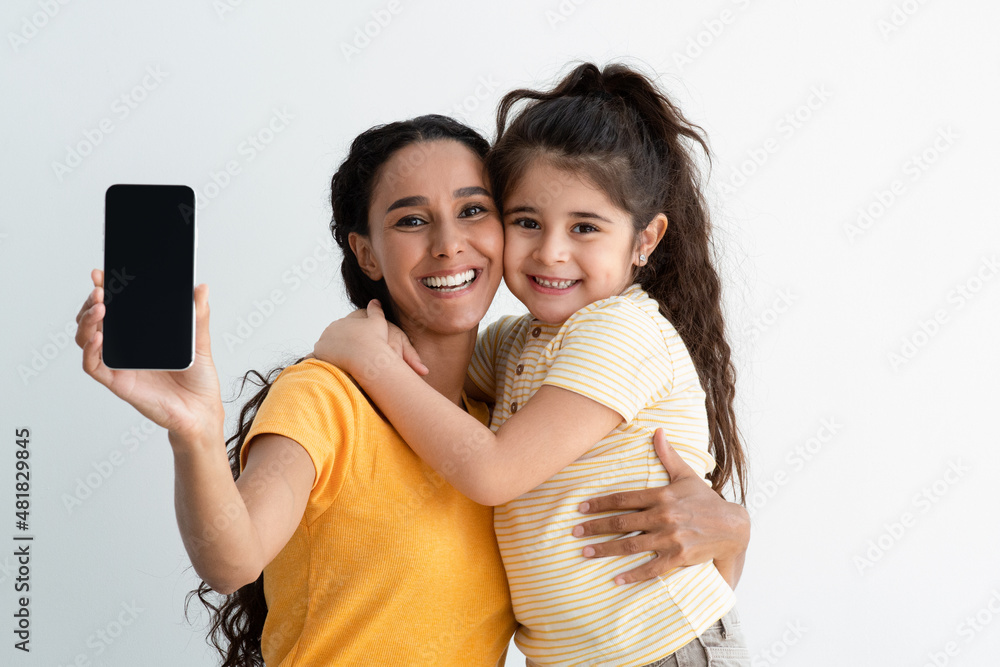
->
[184, 115, 490, 666]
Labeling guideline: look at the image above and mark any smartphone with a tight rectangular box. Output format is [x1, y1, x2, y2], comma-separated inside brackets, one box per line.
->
[102, 184, 197, 370]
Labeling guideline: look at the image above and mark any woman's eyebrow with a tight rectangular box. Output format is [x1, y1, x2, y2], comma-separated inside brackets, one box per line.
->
[386, 195, 428, 213]
[386, 187, 490, 214]
[454, 186, 491, 199]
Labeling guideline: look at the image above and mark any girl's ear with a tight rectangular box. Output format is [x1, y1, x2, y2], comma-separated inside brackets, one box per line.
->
[636, 214, 668, 266]
[348, 232, 383, 281]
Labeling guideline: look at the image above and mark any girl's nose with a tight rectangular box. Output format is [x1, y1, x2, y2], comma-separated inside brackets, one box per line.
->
[532, 231, 568, 266]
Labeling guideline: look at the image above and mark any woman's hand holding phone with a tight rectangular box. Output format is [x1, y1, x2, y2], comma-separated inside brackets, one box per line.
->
[76, 269, 311, 593]
[76, 268, 225, 443]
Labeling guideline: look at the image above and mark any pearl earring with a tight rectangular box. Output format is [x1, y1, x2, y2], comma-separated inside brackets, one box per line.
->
[639, 254, 646, 263]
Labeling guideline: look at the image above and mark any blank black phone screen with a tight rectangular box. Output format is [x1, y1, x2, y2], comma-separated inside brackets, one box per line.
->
[103, 184, 196, 370]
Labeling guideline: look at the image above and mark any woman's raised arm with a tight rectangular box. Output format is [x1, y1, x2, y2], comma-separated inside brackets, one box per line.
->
[76, 270, 314, 593]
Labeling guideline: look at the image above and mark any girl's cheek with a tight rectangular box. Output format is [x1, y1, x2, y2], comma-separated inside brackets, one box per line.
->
[501, 247, 519, 282]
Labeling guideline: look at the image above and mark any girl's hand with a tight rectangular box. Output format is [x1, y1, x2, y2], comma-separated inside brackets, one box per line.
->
[573, 428, 750, 587]
[75, 269, 224, 442]
[312, 300, 428, 377]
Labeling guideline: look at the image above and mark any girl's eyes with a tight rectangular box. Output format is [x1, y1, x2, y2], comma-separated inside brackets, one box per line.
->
[511, 218, 541, 230]
[510, 219, 600, 234]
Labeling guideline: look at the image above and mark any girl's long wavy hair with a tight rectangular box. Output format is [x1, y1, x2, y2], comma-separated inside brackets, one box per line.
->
[184, 115, 490, 666]
[486, 62, 747, 502]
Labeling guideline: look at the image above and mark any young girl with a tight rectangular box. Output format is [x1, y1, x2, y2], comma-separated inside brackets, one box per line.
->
[314, 63, 749, 666]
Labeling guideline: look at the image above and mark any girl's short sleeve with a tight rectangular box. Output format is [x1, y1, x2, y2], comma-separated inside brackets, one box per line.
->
[541, 300, 674, 423]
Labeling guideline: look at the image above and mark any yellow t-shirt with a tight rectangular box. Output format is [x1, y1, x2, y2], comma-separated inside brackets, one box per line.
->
[469, 285, 735, 667]
[240, 359, 515, 666]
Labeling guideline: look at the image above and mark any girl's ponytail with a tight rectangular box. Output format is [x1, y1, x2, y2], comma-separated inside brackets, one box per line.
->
[488, 63, 747, 502]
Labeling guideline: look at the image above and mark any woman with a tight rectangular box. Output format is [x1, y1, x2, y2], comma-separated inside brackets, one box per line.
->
[75, 115, 749, 666]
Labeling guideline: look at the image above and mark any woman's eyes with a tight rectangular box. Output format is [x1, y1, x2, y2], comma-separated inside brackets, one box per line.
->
[394, 216, 427, 228]
[459, 204, 489, 217]
[396, 204, 489, 227]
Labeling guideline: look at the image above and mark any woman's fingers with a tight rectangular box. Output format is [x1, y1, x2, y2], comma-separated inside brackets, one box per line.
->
[75, 295, 105, 349]
[610, 552, 681, 586]
[75, 271, 106, 348]
[578, 487, 659, 516]
[577, 531, 685, 585]
[193, 284, 212, 359]
[573, 506, 654, 537]
[81, 329, 115, 387]
[74, 287, 98, 325]
[652, 428, 698, 483]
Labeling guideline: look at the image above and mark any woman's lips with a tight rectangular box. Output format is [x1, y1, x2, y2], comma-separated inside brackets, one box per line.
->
[418, 268, 481, 296]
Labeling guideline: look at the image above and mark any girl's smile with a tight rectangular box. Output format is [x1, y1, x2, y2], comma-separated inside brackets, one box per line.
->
[501, 158, 643, 324]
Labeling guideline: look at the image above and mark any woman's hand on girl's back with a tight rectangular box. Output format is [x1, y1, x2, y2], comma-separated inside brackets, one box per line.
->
[572, 428, 750, 588]
[312, 300, 428, 377]
[75, 269, 224, 442]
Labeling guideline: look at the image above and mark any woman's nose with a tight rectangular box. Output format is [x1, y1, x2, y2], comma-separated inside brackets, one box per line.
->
[430, 218, 465, 258]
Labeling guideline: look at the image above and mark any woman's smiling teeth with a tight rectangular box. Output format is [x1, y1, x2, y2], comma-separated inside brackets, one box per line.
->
[421, 269, 477, 291]
[532, 276, 578, 289]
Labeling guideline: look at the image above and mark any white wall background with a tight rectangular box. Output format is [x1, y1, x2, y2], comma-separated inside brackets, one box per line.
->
[2, 1, 998, 665]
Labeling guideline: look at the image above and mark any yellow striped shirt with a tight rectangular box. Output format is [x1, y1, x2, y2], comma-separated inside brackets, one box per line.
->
[469, 284, 735, 666]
